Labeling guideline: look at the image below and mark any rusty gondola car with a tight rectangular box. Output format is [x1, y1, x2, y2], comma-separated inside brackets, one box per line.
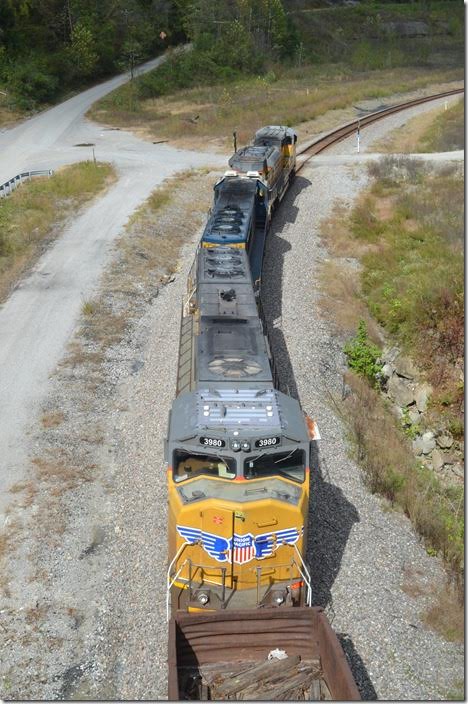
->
[169, 608, 361, 700]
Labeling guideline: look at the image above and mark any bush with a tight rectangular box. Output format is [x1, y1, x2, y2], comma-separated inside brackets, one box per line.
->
[136, 49, 241, 100]
[10, 60, 59, 109]
[344, 320, 382, 386]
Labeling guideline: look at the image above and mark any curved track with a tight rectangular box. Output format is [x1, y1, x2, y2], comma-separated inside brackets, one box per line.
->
[296, 87, 464, 171]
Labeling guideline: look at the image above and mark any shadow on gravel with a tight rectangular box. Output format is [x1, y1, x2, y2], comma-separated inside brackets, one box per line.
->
[338, 634, 378, 700]
[261, 171, 376, 701]
[308, 444, 377, 700]
[307, 442, 360, 608]
[261, 175, 312, 401]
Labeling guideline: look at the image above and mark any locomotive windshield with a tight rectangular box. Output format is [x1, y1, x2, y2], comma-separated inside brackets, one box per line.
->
[173, 449, 236, 482]
[244, 449, 305, 483]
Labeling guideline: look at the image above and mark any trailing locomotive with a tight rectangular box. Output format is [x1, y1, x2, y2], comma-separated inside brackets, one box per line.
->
[200, 126, 297, 284]
[228, 125, 297, 203]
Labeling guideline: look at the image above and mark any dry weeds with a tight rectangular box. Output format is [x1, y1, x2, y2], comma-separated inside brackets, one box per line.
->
[41, 411, 65, 428]
[0, 162, 116, 303]
[422, 582, 464, 643]
[371, 103, 449, 153]
[89, 68, 463, 151]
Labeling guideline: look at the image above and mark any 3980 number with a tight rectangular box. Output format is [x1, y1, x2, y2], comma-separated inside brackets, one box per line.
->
[200, 436, 225, 448]
[256, 436, 279, 448]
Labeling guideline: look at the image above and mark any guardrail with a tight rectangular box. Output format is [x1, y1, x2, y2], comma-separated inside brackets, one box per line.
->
[0, 169, 54, 198]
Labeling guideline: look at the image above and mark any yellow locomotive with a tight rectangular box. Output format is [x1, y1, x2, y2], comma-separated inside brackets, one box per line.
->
[166, 243, 318, 616]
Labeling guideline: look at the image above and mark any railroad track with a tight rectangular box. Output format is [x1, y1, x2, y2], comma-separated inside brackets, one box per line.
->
[296, 87, 464, 172]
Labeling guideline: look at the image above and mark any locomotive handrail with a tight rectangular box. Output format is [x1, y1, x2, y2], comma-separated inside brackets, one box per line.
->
[0, 169, 53, 198]
[167, 541, 191, 620]
[293, 544, 313, 606]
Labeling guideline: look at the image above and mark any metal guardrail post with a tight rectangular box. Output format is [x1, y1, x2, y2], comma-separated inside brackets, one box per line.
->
[0, 169, 54, 198]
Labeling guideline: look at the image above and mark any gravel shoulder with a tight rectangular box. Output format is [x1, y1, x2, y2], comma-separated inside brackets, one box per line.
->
[0, 97, 463, 700]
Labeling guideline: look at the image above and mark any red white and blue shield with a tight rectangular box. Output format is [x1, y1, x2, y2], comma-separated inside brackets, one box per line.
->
[229, 533, 256, 565]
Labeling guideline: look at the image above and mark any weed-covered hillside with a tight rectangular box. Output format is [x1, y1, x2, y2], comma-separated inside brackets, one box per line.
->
[284, 1, 464, 70]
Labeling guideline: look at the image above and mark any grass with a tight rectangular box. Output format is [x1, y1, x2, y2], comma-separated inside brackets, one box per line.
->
[359, 159, 464, 423]
[319, 157, 464, 598]
[343, 372, 464, 586]
[0, 161, 116, 301]
[422, 583, 464, 643]
[373, 97, 464, 153]
[41, 410, 65, 428]
[88, 63, 463, 150]
[416, 97, 464, 152]
[328, 157, 464, 431]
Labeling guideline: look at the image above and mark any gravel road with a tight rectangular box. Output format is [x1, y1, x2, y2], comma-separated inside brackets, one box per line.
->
[0, 92, 463, 699]
[0, 54, 225, 506]
[0, 52, 184, 184]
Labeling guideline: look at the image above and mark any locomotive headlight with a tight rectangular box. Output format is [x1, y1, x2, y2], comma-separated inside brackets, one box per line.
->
[231, 440, 241, 452]
[275, 594, 285, 605]
[197, 592, 209, 605]
[241, 440, 251, 452]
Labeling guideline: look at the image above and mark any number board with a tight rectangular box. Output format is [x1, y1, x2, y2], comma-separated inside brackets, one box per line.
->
[255, 436, 280, 448]
[200, 436, 225, 448]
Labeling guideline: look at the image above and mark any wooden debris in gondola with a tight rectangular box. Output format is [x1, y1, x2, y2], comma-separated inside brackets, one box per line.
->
[196, 655, 329, 701]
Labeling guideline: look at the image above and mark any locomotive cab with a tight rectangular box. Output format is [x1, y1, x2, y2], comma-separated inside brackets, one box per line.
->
[166, 388, 313, 615]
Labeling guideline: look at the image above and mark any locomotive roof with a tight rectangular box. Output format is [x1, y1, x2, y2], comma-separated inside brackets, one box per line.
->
[197, 246, 252, 286]
[254, 125, 296, 144]
[202, 177, 256, 246]
[196, 317, 273, 388]
[228, 145, 280, 173]
[197, 247, 257, 319]
[167, 388, 309, 442]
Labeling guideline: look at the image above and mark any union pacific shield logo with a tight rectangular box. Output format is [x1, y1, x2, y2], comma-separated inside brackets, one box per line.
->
[229, 533, 256, 565]
[177, 525, 302, 565]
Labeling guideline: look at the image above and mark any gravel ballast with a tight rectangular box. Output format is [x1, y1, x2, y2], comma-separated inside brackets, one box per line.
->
[0, 96, 463, 700]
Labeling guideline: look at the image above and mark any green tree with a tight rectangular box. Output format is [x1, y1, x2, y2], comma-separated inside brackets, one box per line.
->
[68, 22, 98, 78]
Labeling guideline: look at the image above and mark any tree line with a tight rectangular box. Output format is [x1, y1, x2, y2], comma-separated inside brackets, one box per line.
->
[0, 0, 185, 108]
[0, 0, 297, 109]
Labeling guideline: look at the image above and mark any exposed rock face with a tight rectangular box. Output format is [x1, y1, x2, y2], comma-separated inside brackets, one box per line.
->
[408, 408, 420, 425]
[413, 432, 436, 456]
[436, 434, 454, 449]
[381, 346, 399, 364]
[383, 20, 430, 37]
[414, 383, 433, 413]
[371, 342, 461, 482]
[431, 449, 444, 472]
[450, 464, 464, 480]
[394, 354, 419, 380]
[380, 363, 393, 380]
[387, 375, 414, 407]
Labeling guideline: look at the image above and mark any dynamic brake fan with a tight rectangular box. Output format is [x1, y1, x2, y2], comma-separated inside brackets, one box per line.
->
[208, 357, 262, 378]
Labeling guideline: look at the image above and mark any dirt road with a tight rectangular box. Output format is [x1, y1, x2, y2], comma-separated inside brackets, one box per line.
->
[0, 57, 225, 508]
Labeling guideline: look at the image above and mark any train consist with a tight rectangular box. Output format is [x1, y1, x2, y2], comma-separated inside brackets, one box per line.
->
[165, 127, 359, 699]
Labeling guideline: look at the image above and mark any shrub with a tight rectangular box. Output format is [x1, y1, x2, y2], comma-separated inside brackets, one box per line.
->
[344, 320, 382, 386]
[10, 60, 59, 109]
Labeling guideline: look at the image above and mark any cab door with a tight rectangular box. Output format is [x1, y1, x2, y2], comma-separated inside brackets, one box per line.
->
[200, 506, 234, 589]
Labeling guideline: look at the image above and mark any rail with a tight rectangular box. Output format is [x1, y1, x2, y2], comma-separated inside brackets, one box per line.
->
[0, 169, 54, 198]
[296, 87, 464, 172]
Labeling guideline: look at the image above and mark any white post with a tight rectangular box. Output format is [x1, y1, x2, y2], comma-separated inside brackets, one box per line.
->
[444, 100, 448, 111]
[357, 121, 361, 153]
